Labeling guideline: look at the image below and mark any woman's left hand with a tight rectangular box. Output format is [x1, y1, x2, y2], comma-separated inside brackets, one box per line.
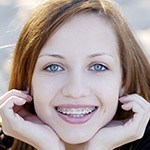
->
[83, 94, 150, 150]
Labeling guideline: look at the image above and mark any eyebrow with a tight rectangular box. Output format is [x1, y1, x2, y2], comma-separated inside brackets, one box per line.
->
[87, 52, 113, 58]
[39, 54, 65, 59]
[38, 52, 113, 59]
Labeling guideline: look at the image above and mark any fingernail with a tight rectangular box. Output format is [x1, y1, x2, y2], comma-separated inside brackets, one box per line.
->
[119, 95, 128, 101]
[26, 95, 33, 101]
[20, 98, 26, 104]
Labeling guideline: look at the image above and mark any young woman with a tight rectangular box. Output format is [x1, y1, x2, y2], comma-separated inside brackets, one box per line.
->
[0, 0, 150, 149]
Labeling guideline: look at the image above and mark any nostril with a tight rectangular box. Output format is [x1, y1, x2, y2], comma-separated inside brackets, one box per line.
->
[61, 85, 90, 98]
[61, 75, 90, 98]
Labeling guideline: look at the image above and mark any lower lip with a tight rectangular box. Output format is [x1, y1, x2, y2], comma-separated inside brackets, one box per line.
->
[56, 109, 97, 124]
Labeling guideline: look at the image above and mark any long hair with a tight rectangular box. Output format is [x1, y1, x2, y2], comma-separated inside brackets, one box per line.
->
[5, 0, 150, 149]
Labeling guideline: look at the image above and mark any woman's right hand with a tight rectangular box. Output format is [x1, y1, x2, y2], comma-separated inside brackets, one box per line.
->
[0, 89, 65, 150]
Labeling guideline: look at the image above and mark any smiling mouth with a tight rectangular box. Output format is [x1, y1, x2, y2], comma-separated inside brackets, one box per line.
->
[55, 106, 98, 118]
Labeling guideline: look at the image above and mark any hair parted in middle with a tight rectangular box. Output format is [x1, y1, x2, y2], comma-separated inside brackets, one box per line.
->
[9, 1, 150, 149]
[9, 0, 150, 113]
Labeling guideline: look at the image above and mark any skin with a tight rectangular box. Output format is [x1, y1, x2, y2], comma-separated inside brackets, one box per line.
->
[32, 13, 122, 144]
[0, 13, 150, 150]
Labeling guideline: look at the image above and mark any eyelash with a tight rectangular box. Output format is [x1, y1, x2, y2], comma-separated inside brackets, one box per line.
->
[43, 63, 108, 73]
[89, 63, 108, 72]
[44, 64, 64, 73]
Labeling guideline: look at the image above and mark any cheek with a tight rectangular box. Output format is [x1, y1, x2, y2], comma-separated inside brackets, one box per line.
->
[32, 83, 54, 104]
[32, 74, 63, 100]
[93, 81, 120, 127]
[31, 75, 64, 116]
[93, 78, 120, 109]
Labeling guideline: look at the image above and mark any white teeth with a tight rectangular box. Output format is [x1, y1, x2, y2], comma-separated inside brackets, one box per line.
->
[56, 106, 97, 117]
[70, 114, 84, 118]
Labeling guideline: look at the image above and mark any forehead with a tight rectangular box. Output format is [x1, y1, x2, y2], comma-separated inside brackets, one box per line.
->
[40, 12, 119, 58]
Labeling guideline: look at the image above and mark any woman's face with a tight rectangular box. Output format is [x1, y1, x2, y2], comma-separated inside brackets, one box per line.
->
[32, 13, 123, 144]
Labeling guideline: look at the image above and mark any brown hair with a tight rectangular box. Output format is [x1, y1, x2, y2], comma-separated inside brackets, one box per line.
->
[7, 0, 150, 149]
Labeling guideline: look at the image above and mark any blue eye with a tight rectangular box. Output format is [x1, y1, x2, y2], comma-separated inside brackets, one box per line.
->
[89, 63, 108, 72]
[44, 64, 64, 73]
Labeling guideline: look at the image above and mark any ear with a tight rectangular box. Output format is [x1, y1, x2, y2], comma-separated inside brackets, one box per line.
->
[26, 86, 33, 96]
[26, 87, 29, 93]
[119, 87, 125, 97]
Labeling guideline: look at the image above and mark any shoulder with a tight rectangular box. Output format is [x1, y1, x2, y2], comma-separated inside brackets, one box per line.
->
[0, 126, 14, 149]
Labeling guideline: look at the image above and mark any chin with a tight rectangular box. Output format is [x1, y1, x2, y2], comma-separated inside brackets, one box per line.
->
[62, 137, 91, 144]
[59, 131, 94, 144]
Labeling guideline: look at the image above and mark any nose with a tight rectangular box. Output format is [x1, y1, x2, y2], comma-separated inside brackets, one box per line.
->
[61, 72, 90, 99]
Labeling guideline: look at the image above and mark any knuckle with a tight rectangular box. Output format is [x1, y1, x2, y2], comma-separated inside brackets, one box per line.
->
[1, 122, 12, 136]
[2, 127, 11, 136]
[0, 89, 17, 99]
[9, 89, 18, 93]
[2, 120, 19, 136]
[147, 104, 150, 110]
[132, 93, 137, 97]
[135, 132, 144, 140]
[144, 105, 150, 114]
[6, 89, 20, 97]
[0, 103, 7, 113]
[0, 106, 5, 113]
[132, 93, 143, 100]
[130, 130, 144, 140]
[8, 95, 18, 100]
[131, 93, 138, 98]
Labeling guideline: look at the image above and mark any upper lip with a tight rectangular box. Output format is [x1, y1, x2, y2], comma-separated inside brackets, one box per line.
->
[54, 104, 98, 108]
[55, 104, 98, 115]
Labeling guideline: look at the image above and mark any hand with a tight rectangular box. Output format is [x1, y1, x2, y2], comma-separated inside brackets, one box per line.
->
[0, 89, 65, 150]
[83, 94, 150, 150]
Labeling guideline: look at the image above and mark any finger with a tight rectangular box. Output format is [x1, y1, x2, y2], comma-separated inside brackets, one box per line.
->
[0, 89, 32, 105]
[120, 94, 150, 123]
[119, 94, 149, 110]
[122, 101, 150, 139]
[0, 97, 28, 131]
[121, 101, 144, 114]
[13, 98, 33, 113]
[0, 96, 26, 117]
[121, 101, 149, 126]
